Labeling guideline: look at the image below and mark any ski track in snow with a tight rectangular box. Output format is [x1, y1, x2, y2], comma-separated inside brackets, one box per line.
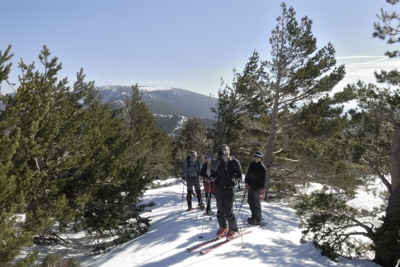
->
[78, 179, 380, 267]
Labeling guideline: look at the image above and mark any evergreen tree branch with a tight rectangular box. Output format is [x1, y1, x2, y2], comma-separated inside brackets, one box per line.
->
[361, 156, 392, 192]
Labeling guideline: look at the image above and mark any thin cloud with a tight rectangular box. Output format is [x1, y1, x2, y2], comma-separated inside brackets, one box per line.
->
[332, 55, 400, 91]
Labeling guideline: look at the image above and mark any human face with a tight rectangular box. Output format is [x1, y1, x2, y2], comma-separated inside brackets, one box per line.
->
[219, 146, 229, 156]
[254, 157, 262, 162]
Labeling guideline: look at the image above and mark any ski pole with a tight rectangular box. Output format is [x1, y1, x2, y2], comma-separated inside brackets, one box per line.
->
[180, 179, 185, 213]
[198, 205, 206, 238]
[206, 182, 212, 220]
[235, 188, 247, 220]
[195, 202, 201, 219]
[236, 189, 248, 248]
[195, 184, 202, 220]
[195, 187, 202, 219]
[199, 182, 212, 238]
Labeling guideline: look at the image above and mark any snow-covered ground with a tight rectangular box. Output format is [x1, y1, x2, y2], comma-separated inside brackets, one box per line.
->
[74, 179, 380, 267]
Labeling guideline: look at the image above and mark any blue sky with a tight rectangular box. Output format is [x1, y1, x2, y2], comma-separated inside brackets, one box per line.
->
[0, 0, 396, 96]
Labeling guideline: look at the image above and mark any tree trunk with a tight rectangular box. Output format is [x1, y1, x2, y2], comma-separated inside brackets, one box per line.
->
[373, 126, 400, 267]
[264, 81, 281, 200]
[387, 126, 400, 214]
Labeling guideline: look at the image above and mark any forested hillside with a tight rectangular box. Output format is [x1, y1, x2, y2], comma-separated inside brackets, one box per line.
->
[97, 86, 216, 135]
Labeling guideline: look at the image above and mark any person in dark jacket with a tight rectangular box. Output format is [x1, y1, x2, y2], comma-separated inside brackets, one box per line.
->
[245, 151, 267, 225]
[200, 154, 216, 215]
[211, 144, 242, 238]
[182, 151, 204, 211]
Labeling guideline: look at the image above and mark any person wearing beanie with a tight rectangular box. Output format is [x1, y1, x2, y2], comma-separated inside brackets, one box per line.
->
[199, 154, 216, 215]
[244, 151, 267, 225]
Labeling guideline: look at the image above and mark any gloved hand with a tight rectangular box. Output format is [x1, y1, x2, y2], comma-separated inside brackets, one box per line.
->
[182, 175, 187, 181]
[259, 188, 265, 200]
[210, 177, 216, 183]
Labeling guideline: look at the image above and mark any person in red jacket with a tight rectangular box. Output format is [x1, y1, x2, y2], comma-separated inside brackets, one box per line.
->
[200, 154, 216, 215]
[245, 151, 267, 225]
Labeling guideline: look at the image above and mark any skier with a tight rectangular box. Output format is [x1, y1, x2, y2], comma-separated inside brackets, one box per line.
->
[182, 151, 204, 211]
[244, 151, 267, 225]
[211, 144, 242, 238]
[199, 154, 216, 215]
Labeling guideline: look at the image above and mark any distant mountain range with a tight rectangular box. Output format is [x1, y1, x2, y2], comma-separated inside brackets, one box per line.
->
[96, 86, 217, 135]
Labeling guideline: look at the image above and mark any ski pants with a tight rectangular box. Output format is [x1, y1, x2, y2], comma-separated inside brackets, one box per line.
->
[186, 176, 202, 208]
[248, 187, 262, 221]
[203, 182, 216, 212]
[215, 185, 238, 231]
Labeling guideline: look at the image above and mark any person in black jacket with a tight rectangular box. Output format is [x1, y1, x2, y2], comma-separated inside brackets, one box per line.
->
[244, 151, 267, 225]
[199, 154, 216, 215]
[211, 144, 242, 238]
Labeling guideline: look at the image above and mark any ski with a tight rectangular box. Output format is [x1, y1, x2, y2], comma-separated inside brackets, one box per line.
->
[199, 230, 252, 255]
[186, 236, 224, 252]
[241, 218, 266, 227]
[185, 205, 205, 212]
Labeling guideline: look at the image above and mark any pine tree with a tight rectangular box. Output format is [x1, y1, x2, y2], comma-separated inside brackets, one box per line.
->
[0, 46, 167, 264]
[294, 1, 400, 264]
[120, 84, 172, 180]
[295, 81, 400, 264]
[211, 74, 248, 158]
[172, 117, 210, 177]
[228, 3, 345, 196]
[0, 45, 38, 266]
[370, 1, 400, 265]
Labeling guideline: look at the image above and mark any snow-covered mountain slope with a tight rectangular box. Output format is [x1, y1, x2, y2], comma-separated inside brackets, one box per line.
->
[96, 86, 216, 135]
[97, 86, 217, 120]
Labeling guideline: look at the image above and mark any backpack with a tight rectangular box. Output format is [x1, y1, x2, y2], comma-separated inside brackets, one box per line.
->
[186, 157, 201, 174]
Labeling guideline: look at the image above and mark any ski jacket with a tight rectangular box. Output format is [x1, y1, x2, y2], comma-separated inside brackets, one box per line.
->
[245, 161, 267, 189]
[200, 162, 216, 194]
[183, 158, 202, 178]
[199, 162, 213, 179]
[212, 157, 242, 188]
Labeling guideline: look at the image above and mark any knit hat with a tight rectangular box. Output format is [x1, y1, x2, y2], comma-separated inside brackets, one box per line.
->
[254, 151, 263, 158]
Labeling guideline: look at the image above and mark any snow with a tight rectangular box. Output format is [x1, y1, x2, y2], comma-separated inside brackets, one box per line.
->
[349, 180, 387, 212]
[140, 86, 174, 92]
[75, 179, 380, 267]
[96, 85, 174, 92]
